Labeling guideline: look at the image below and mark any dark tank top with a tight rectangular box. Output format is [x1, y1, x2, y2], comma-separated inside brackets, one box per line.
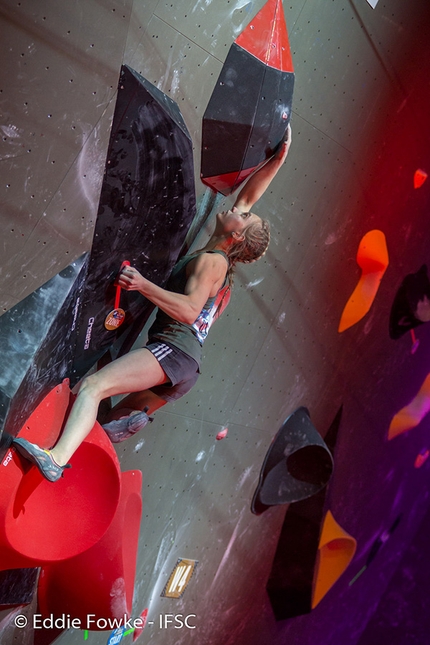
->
[147, 250, 231, 366]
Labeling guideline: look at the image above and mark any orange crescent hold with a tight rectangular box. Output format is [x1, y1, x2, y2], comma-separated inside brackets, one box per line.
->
[388, 372, 430, 440]
[338, 230, 389, 333]
[312, 510, 357, 608]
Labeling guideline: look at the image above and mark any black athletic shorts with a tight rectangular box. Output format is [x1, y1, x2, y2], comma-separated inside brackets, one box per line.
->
[146, 340, 200, 402]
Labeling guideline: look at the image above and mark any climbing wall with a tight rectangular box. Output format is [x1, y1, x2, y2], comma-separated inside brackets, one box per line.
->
[1, 1, 430, 644]
[0, 0, 133, 312]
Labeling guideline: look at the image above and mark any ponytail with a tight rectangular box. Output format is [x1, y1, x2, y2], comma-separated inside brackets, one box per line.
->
[225, 219, 270, 286]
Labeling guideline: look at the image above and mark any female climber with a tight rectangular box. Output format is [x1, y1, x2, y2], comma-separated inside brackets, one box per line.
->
[13, 126, 292, 481]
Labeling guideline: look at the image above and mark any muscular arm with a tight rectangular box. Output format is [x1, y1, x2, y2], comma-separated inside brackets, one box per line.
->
[118, 253, 228, 325]
[234, 124, 292, 211]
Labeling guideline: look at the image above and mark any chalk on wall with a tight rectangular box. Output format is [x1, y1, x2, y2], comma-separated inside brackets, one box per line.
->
[0, 254, 88, 453]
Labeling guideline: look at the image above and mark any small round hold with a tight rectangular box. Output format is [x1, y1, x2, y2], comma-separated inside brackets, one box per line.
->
[411, 339, 420, 354]
[216, 427, 228, 440]
[104, 308, 126, 330]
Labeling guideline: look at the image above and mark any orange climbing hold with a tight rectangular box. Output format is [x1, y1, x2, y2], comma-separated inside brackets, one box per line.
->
[414, 169, 428, 189]
[388, 372, 430, 440]
[338, 230, 389, 333]
[312, 510, 357, 608]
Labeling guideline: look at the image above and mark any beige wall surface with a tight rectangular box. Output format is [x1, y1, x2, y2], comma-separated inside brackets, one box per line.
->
[1, 1, 430, 644]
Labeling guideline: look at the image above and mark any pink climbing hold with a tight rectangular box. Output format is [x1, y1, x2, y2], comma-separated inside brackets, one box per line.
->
[414, 449, 429, 469]
[133, 608, 148, 641]
[216, 427, 228, 440]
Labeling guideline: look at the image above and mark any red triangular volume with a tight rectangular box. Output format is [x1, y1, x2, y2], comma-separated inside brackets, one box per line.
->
[235, 0, 294, 72]
[201, 165, 260, 195]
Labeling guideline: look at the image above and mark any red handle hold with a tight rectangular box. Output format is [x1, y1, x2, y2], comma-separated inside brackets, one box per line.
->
[114, 261, 130, 309]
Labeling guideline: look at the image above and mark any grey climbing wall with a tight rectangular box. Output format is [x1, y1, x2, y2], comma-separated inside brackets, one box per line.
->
[0, 0, 133, 313]
[1, 1, 430, 645]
